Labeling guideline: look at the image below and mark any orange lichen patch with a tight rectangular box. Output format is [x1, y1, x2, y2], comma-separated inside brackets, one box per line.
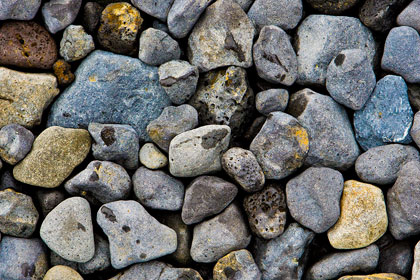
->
[88, 76, 97, 82]
[53, 59, 75, 86]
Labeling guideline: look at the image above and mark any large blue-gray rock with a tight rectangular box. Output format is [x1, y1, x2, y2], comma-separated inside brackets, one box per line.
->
[0, 0, 41, 20]
[354, 75, 413, 151]
[47, 50, 171, 142]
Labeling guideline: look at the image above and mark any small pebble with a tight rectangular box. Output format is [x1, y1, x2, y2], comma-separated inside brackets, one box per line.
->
[397, 0, 420, 33]
[0, 124, 34, 165]
[255, 89, 289, 116]
[60, 25, 95, 62]
[36, 189, 66, 216]
[213, 249, 261, 280]
[131, 0, 174, 22]
[44, 265, 83, 280]
[139, 143, 168, 169]
[42, 0, 82, 34]
[53, 59, 75, 86]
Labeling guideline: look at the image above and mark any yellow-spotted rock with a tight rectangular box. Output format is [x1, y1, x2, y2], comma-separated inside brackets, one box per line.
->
[53, 59, 75, 86]
[213, 249, 261, 280]
[43, 265, 84, 280]
[338, 273, 407, 280]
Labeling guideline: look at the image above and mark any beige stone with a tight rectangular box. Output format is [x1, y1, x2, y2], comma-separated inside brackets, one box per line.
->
[139, 143, 168, 169]
[43, 265, 83, 280]
[338, 273, 407, 280]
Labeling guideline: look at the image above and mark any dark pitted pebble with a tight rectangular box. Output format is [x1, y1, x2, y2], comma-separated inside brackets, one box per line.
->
[78, 234, 111, 274]
[60, 25, 95, 62]
[397, 0, 420, 33]
[0, 21, 58, 69]
[213, 249, 261, 280]
[131, 0, 174, 21]
[306, 0, 360, 14]
[36, 189, 65, 217]
[42, 0, 83, 34]
[139, 143, 168, 169]
[83, 2, 103, 33]
[378, 240, 413, 277]
[411, 111, 420, 148]
[255, 89, 289, 116]
[44, 265, 83, 280]
[0, 124, 34, 165]
[0, 0, 41, 20]
[53, 59, 75, 86]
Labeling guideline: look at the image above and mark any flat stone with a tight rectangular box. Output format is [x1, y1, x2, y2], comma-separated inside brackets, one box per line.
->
[139, 143, 168, 169]
[213, 249, 261, 280]
[0, 124, 34, 165]
[131, 0, 174, 21]
[255, 89, 289, 116]
[42, 0, 82, 34]
[60, 25, 95, 62]
[83, 2, 103, 33]
[0, 0, 41, 20]
[78, 234, 111, 274]
[397, 0, 420, 33]
[36, 189, 66, 217]
[44, 266, 83, 280]
[378, 240, 412, 277]
[306, 0, 360, 14]
[339, 274, 407, 280]
[53, 59, 75, 86]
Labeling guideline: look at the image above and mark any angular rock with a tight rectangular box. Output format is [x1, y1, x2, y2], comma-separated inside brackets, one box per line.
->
[42, 0, 82, 34]
[0, 0, 41, 20]
[339, 274, 407, 280]
[397, 0, 420, 33]
[44, 266, 83, 280]
[255, 89, 289, 116]
[139, 143, 168, 169]
[0, 124, 34, 165]
[306, 0, 360, 14]
[36, 189, 66, 217]
[131, 0, 174, 21]
[378, 240, 412, 277]
[78, 235, 111, 274]
[83, 2, 103, 33]
[213, 249, 261, 280]
[139, 28, 181, 66]
[60, 25, 95, 62]
[53, 59, 75, 86]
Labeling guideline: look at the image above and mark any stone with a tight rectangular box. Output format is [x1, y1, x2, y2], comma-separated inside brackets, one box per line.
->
[133, 167, 184, 211]
[0, 170, 21, 192]
[0, 0, 41, 20]
[0, 21, 58, 69]
[213, 249, 261, 280]
[98, 2, 143, 55]
[65, 160, 131, 204]
[408, 83, 420, 112]
[250, 111, 309, 179]
[243, 184, 287, 239]
[354, 75, 413, 150]
[326, 49, 376, 110]
[47, 50, 171, 142]
[152, 20, 169, 33]
[306, 0, 360, 14]
[60, 25, 95, 62]
[190, 203, 251, 263]
[339, 274, 407, 280]
[413, 240, 420, 280]
[78, 234, 111, 274]
[97, 200, 177, 269]
[83, 2, 103, 33]
[42, 0, 82, 34]
[50, 251, 78, 270]
[412, 112, 420, 148]
[44, 266, 83, 280]
[36, 189, 66, 217]
[286, 167, 344, 233]
[188, 0, 255, 72]
[397, 0, 420, 33]
[139, 143, 168, 169]
[160, 267, 203, 279]
[255, 89, 289, 116]
[382, 26, 420, 83]
[328, 180, 388, 249]
[158, 60, 199, 104]
[288, 88, 360, 170]
[234, 0, 253, 10]
[13, 126, 91, 188]
[169, 125, 231, 177]
[53, 59, 75, 86]
[244, 116, 266, 143]
[253, 25, 298, 86]
[355, 144, 420, 185]
[181, 176, 237, 225]
[131, 0, 174, 21]
[378, 241, 412, 277]
[0, 124, 34, 165]
[147, 104, 198, 152]
[296, 15, 376, 86]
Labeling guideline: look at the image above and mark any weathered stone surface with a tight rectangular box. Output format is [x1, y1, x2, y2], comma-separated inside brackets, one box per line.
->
[255, 89, 289, 116]
[42, 0, 82, 34]
[397, 0, 420, 33]
[306, 0, 360, 14]
[131, 0, 174, 21]
[36, 189, 66, 216]
[53, 59, 75, 86]
[60, 25, 95, 62]
[0, 124, 34, 165]
[0, 0, 41, 20]
[139, 143, 168, 169]
[44, 266, 83, 280]
[213, 250, 261, 280]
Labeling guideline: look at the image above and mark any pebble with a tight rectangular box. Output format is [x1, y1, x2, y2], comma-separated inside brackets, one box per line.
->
[255, 89, 289, 116]
[131, 0, 174, 22]
[213, 249, 261, 280]
[327, 180, 388, 249]
[408, 83, 420, 112]
[412, 111, 420, 148]
[339, 274, 407, 280]
[78, 234, 111, 274]
[60, 25, 95, 62]
[354, 75, 413, 150]
[139, 143, 168, 169]
[50, 251, 78, 270]
[378, 240, 412, 277]
[0, 0, 41, 20]
[133, 167, 184, 211]
[83, 2, 103, 33]
[152, 20, 169, 33]
[188, 0, 255, 72]
[36, 189, 66, 216]
[244, 116, 266, 143]
[53, 59, 75, 86]
[169, 125, 231, 177]
[42, 0, 82, 34]
[44, 265, 83, 280]
[0, 170, 21, 192]
[413, 241, 420, 280]
[306, 0, 360, 14]
[397, 0, 420, 33]
[0, 124, 34, 165]
[13, 126, 91, 188]
[326, 49, 376, 110]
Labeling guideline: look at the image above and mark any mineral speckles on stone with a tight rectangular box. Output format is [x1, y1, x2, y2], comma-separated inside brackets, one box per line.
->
[60, 25, 95, 62]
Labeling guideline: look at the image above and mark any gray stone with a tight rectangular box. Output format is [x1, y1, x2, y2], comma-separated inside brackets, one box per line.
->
[397, 0, 420, 33]
[42, 0, 82, 34]
[213, 249, 262, 280]
[50, 251, 78, 270]
[413, 240, 420, 280]
[36, 189, 66, 217]
[78, 234, 111, 274]
[0, 170, 21, 192]
[234, 0, 253, 10]
[139, 143, 168, 169]
[378, 241, 413, 277]
[83, 2, 103, 33]
[152, 20, 169, 33]
[0, 124, 34, 165]
[408, 83, 420, 112]
[411, 111, 420, 148]
[0, 0, 41, 20]
[131, 0, 174, 21]
[60, 25, 95, 62]
[255, 89, 289, 116]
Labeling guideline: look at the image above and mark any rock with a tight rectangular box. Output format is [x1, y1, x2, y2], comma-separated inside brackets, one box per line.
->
[222, 147, 265, 193]
[36, 189, 65, 217]
[355, 144, 420, 185]
[188, 0, 255, 72]
[353, 75, 413, 151]
[42, 0, 82, 34]
[378, 241, 412, 277]
[326, 49, 376, 110]
[250, 111, 309, 179]
[253, 25, 298, 85]
[83, 2, 103, 33]
[243, 184, 287, 239]
[382, 26, 420, 83]
[327, 180, 388, 249]
[0, 170, 21, 192]
[0, 21, 58, 69]
[152, 20, 169, 33]
[139, 143, 168, 169]
[0, 0, 41, 20]
[53, 59, 75, 86]
[182, 176, 237, 224]
[190, 203, 251, 263]
[413, 240, 420, 280]
[97, 200, 177, 269]
[306, 245, 380, 280]
[65, 160, 131, 204]
[339, 274, 407, 280]
[131, 0, 174, 21]
[412, 112, 420, 148]
[0, 124, 34, 165]
[253, 223, 315, 280]
[397, 0, 420, 33]
[255, 89, 289, 116]
[244, 116, 266, 143]
[160, 267, 203, 279]
[408, 83, 420, 114]
[0, 236, 48, 280]
[133, 167, 184, 211]
[47, 50, 171, 142]
[44, 266, 83, 280]
[306, 0, 360, 14]
[50, 251, 78, 270]
[213, 249, 261, 280]
[60, 25, 95, 62]
[234, 0, 253, 10]
[296, 15, 376, 86]
[158, 60, 199, 104]
[147, 104, 198, 152]
[288, 88, 360, 170]
[169, 125, 231, 177]
[13, 126, 91, 188]
[78, 234, 111, 274]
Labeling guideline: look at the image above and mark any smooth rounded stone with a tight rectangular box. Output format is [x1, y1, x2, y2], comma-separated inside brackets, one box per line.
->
[355, 144, 420, 185]
[381, 26, 420, 83]
[147, 105, 198, 152]
[169, 125, 231, 177]
[0, 124, 34, 165]
[253, 25, 298, 86]
[13, 126, 91, 188]
[286, 167, 344, 233]
[44, 266, 83, 280]
[159, 267, 203, 279]
[60, 25, 95, 62]
[222, 147, 265, 193]
[139, 143, 168, 169]
[83, 2, 103, 33]
[42, 0, 82, 34]
[378, 241, 412, 277]
[48, 51, 171, 143]
[288, 88, 360, 170]
[295, 15, 376, 86]
[0, 236, 48, 280]
[408, 83, 420, 111]
[65, 160, 131, 204]
[36, 189, 66, 216]
[152, 20, 169, 33]
[53, 59, 75, 86]
[133, 167, 184, 211]
[327, 180, 388, 249]
[0, 0, 41, 20]
[98, 2, 143, 55]
[339, 274, 407, 280]
[413, 240, 420, 280]
[412, 111, 420, 148]
[0, 21, 58, 69]
[354, 75, 413, 151]
[306, 0, 360, 14]
[213, 249, 261, 280]
[158, 60, 199, 104]
[190, 203, 251, 263]
[243, 184, 286, 239]
[78, 234, 111, 274]
[250, 111, 309, 179]
[188, 0, 255, 72]
[255, 89, 289, 116]
[253, 223, 315, 280]
[131, 0, 174, 21]
[397, 0, 420, 33]
[97, 200, 177, 269]
[326, 49, 376, 110]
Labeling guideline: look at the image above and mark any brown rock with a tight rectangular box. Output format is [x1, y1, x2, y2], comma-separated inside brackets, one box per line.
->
[53, 59, 75, 86]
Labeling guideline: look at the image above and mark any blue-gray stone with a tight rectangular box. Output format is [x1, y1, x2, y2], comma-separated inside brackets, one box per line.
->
[47, 50, 171, 142]
[354, 75, 413, 151]
[0, 0, 41, 20]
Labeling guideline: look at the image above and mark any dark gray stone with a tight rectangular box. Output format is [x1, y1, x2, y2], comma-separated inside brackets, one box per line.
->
[42, 0, 82, 34]
[131, 0, 174, 21]
[0, 0, 41, 20]
[152, 20, 169, 33]
[78, 234, 111, 274]
[408, 83, 420, 112]
[255, 89, 289, 116]
[378, 241, 413, 277]
[0, 124, 34, 165]
[397, 0, 420, 33]
[36, 189, 66, 217]
[306, 0, 360, 14]
[83, 2, 103, 33]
